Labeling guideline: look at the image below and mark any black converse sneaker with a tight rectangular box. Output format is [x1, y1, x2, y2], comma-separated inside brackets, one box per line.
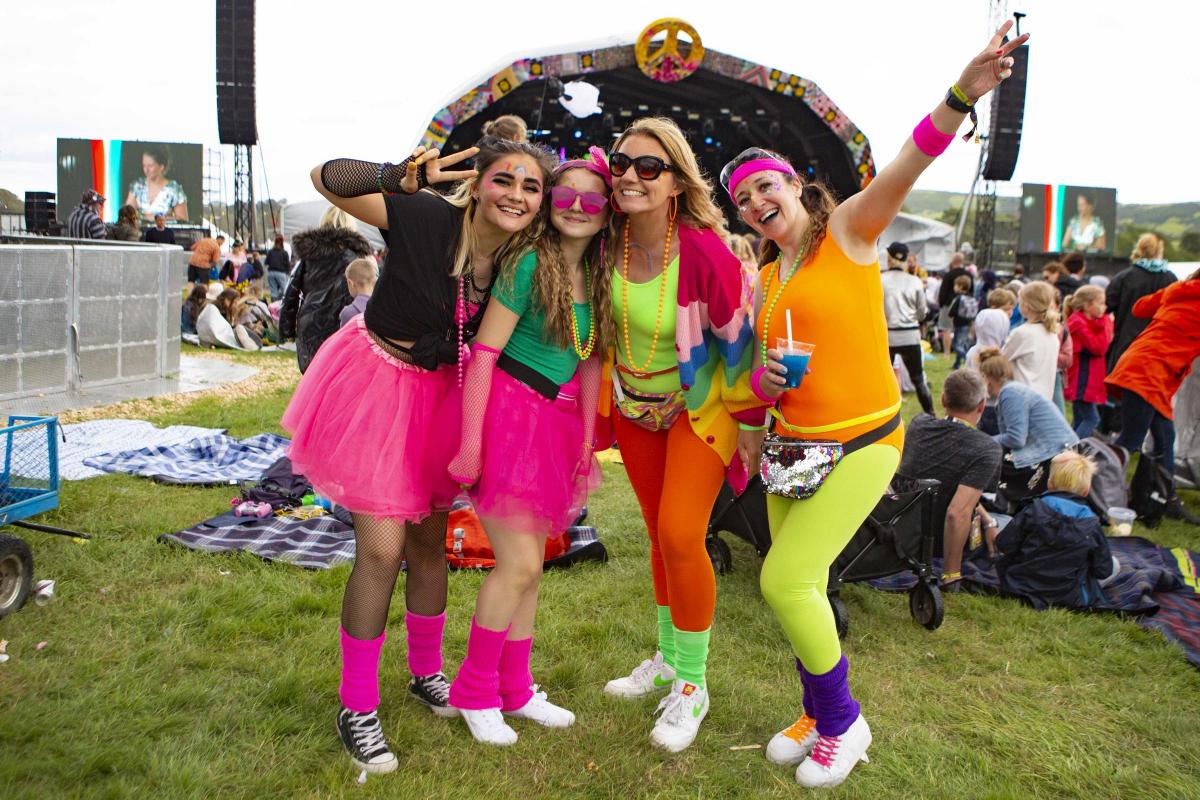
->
[336, 707, 398, 773]
[408, 672, 458, 718]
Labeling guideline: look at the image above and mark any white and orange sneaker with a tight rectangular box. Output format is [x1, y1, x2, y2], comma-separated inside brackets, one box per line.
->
[765, 714, 819, 766]
[794, 714, 872, 788]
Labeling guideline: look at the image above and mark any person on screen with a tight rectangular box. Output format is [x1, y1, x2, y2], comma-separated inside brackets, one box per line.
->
[125, 143, 189, 222]
[1061, 192, 1106, 253]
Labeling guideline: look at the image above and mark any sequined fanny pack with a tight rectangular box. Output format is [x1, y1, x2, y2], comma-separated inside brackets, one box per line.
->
[761, 413, 901, 499]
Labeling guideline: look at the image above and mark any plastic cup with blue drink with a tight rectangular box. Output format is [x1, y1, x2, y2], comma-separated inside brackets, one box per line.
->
[775, 338, 815, 389]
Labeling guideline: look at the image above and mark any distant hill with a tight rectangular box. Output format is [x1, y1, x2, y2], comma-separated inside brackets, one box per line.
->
[0, 188, 24, 214]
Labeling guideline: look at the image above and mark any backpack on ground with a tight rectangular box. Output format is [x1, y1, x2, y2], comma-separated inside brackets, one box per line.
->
[1129, 452, 1173, 528]
[1075, 437, 1128, 516]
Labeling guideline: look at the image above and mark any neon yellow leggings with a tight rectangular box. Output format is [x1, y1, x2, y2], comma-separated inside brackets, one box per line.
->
[760, 444, 900, 675]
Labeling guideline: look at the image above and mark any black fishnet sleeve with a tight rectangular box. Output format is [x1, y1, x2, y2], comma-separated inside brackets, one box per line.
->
[318, 157, 427, 197]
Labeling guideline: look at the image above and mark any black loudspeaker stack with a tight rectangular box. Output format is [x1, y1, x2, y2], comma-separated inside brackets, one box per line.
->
[216, 0, 258, 145]
[24, 191, 56, 234]
[982, 44, 1029, 182]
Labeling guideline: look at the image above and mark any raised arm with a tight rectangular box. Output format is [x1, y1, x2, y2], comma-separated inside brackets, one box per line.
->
[310, 145, 480, 230]
[832, 21, 1030, 254]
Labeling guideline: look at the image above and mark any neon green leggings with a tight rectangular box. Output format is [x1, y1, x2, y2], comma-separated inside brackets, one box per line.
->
[760, 445, 900, 675]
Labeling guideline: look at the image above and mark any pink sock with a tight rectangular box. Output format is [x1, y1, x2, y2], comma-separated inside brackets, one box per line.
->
[405, 610, 445, 677]
[448, 618, 508, 711]
[498, 637, 534, 712]
[339, 627, 385, 713]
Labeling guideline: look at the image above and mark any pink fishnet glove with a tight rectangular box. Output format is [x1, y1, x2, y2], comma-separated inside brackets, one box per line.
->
[448, 344, 500, 486]
[576, 356, 602, 478]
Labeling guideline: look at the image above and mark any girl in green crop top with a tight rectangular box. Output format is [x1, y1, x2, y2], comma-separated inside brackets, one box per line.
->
[445, 148, 616, 744]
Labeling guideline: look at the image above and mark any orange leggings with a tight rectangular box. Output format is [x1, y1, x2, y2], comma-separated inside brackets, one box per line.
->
[614, 412, 726, 632]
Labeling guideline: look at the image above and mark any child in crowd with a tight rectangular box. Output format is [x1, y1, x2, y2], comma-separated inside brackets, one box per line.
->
[219, 241, 254, 284]
[948, 274, 976, 369]
[966, 287, 1015, 368]
[995, 450, 1117, 607]
[1064, 286, 1114, 438]
[1002, 281, 1061, 401]
[339, 257, 378, 328]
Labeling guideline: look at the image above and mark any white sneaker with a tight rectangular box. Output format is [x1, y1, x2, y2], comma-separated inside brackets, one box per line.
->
[603, 652, 676, 698]
[794, 714, 872, 788]
[649, 679, 709, 753]
[504, 685, 576, 728]
[765, 714, 819, 766]
[457, 707, 518, 746]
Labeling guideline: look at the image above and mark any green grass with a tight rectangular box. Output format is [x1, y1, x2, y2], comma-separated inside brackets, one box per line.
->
[1, 351, 1198, 800]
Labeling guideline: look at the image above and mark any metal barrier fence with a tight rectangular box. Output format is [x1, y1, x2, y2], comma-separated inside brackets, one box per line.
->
[0, 242, 186, 402]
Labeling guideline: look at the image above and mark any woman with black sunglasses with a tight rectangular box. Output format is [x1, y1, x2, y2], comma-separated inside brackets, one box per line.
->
[443, 148, 616, 745]
[597, 117, 768, 753]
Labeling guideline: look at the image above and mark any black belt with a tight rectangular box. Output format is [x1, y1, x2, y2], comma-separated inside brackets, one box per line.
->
[498, 352, 560, 401]
[843, 412, 902, 456]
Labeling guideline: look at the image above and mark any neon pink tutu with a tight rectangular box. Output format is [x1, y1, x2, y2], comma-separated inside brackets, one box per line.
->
[469, 368, 600, 535]
[280, 316, 462, 521]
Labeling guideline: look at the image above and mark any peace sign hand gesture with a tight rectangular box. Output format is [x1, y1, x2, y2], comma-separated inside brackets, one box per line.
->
[400, 145, 480, 193]
[955, 19, 1031, 104]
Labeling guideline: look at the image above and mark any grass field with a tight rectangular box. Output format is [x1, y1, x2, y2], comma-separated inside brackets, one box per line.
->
[1, 347, 1198, 800]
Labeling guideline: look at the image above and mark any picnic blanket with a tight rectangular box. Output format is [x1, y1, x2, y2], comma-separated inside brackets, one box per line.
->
[59, 419, 226, 480]
[161, 510, 606, 572]
[866, 537, 1200, 669]
[83, 433, 290, 485]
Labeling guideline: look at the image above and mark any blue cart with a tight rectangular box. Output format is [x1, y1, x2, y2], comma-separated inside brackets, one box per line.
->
[0, 416, 90, 617]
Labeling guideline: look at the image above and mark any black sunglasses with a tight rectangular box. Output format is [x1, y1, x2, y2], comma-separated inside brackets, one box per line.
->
[609, 152, 676, 181]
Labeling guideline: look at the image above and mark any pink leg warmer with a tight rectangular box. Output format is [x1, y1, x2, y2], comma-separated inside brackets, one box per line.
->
[405, 610, 445, 677]
[339, 626, 385, 713]
[448, 618, 509, 710]
[498, 637, 534, 712]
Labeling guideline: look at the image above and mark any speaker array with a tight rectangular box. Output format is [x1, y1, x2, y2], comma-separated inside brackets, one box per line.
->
[982, 44, 1029, 182]
[216, 0, 258, 145]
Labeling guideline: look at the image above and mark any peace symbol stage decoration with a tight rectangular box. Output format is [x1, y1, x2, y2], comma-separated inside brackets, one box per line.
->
[635, 18, 704, 83]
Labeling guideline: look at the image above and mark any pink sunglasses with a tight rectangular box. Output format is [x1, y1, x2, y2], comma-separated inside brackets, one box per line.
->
[550, 186, 608, 215]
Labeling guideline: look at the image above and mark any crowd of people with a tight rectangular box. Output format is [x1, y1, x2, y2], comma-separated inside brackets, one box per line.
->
[886, 229, 1200, 595]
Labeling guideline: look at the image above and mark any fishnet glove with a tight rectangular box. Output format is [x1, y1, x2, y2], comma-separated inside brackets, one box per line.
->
[447, 344, 500, 486]
[319, 157, 426, 197]
[576, 356, 602, 478]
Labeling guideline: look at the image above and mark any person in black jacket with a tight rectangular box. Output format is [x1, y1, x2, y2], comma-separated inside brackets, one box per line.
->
[1106, 232, 1176, 372]
[265, 235, 292, 299]
[278, 208, 372, 372]
[995, 451, 1116, 609]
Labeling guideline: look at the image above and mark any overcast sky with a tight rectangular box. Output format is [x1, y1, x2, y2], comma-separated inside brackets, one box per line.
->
[3, 1, 1197, 208]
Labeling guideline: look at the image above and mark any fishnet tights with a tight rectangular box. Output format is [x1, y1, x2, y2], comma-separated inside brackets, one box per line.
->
[340, 511, 448, 639]
[319, 158, 424, 198]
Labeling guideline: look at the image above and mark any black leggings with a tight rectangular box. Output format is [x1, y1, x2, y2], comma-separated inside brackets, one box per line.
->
[890, 344, 934, 414]
[1115, 389, 1175, 475]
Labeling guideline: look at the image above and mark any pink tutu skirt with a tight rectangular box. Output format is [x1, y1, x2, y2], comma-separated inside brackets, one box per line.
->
[469, 368, 600, 535]
[280, 316, 462, 521]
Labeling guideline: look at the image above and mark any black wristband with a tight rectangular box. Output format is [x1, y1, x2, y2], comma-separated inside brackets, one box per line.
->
[944, 85, 975, 113]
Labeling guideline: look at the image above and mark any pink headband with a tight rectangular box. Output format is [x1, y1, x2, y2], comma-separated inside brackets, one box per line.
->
[555, 145, 612, 189]
[726, 158, 796, 199]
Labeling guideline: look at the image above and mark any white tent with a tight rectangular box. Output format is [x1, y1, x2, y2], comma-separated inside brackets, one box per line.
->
[280, 200, 386, 250]
[876, 212, 956, 271]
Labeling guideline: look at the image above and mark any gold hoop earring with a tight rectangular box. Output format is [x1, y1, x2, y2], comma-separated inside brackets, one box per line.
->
[668, 194, 679, 223]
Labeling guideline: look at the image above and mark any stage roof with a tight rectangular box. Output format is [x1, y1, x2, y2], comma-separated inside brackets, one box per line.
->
[421, 26, 876, 215]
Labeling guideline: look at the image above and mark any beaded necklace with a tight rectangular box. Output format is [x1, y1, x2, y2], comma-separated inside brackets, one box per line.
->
[570, 260, 596, 360]
[759, 249, 805, 366]
[619, 220, 674, 372]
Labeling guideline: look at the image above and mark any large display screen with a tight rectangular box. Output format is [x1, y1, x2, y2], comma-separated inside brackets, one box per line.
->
[1019, 183, 1117, 255]
[57, 138, 202, 223]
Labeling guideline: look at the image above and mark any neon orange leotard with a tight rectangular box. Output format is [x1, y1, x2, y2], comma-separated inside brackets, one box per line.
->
[758, 233, 905, 453]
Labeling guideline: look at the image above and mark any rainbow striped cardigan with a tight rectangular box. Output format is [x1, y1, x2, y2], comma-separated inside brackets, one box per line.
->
[599, 223, 767, 493]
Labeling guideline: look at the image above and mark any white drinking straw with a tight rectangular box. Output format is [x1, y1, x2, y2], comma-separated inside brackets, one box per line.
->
[786, 309, 794, 350]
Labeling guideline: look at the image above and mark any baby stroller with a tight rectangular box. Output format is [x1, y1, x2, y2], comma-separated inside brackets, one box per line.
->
[707, 476, 944, 635]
